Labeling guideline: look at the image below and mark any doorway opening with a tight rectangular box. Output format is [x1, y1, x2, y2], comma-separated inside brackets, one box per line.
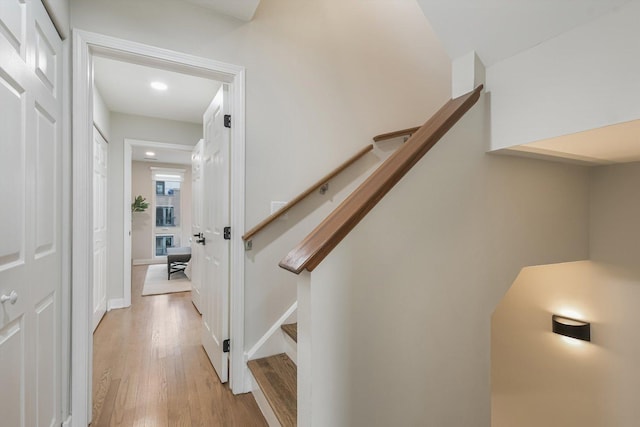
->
[123, 139, 195, 306]
[72, 30, 247, 426]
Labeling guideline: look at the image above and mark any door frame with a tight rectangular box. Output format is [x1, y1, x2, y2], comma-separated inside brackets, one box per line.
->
[72, 30, 247, 426]
[124, 138, 193, 307]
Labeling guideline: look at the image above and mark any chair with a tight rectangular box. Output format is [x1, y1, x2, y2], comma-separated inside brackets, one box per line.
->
[166, 247, 192, 279]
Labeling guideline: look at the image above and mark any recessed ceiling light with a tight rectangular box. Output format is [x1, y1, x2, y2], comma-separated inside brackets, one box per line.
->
[150, 81, 168, 91]
[145, 151, 156, 156]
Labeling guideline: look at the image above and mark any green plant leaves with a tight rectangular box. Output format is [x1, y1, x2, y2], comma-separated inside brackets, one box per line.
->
[131, 195, 149, 212]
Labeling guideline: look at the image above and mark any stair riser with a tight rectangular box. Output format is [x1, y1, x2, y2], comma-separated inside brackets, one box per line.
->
[283, 331, 297, 365]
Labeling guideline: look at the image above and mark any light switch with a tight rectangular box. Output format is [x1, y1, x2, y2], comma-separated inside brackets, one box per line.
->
[271, 201, 288, 220]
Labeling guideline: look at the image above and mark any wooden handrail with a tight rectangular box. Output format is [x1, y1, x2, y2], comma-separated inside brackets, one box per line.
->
[242, 144, 374, 242]
[279, 85, 483, 274]
[373, 126, 421, 142]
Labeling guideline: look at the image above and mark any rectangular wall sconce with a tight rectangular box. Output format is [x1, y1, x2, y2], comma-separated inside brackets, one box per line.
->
[552, 315, 591, 342]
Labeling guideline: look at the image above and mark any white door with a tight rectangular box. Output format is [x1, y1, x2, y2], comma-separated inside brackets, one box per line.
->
[201, 86, 231, 382]
[191, 139, 204, 313]
[92, 127, 108, 331]
[0, 1, 63, 426]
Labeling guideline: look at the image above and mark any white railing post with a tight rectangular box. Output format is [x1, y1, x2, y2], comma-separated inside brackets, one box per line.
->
[297, 271, 312, 426]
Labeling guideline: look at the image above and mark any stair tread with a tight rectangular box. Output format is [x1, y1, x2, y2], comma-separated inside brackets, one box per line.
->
[281, 323, 297, 343]
[248, 353, 297, 427]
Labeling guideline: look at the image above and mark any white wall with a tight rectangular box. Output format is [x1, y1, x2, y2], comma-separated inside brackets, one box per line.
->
[590, 161, 640, 269]
[131, 161, 152, 261]
[489, 161, 640, 427]
[92, 86, 110, 140]
[131, 161, 192, 261]
[492, 261, 640, 427]
[107, 112, 200, 300]
[71, 0, 453, 350]
[43, 0, 70, 39]
[487, 0, 640, 151]
[303, 94, 590, 425]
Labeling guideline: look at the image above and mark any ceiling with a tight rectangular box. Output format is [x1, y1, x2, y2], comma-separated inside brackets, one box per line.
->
[94, 0, 640, 167]
[416, 0, 640, 165]
[132, 145, 193, 165]
[93, 56, 221, 124]
[415, 0, 631, 66]
[508, 119, 640, 165]
[180, 0, 260, 21]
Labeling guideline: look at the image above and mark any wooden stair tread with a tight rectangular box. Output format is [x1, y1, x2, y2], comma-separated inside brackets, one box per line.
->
[281, 323, 297, 343]
[248, 353, 297, 427]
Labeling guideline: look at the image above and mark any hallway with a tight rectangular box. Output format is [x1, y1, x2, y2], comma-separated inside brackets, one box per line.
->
[92, 265, 267, 426]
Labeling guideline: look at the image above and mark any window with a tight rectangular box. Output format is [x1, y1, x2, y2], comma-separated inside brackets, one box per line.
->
[155, 235, 174, 256]
[156, 205, 175, 226]
[152, 167, 185, 257]
[154, 181, 181, 227]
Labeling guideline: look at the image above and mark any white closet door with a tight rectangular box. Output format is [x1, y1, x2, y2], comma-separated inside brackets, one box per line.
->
[0, 1, 63, 426]
[92, 127, 108, 331]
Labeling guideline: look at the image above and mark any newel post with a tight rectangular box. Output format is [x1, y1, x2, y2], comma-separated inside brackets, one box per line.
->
[297, 271, 312, 426]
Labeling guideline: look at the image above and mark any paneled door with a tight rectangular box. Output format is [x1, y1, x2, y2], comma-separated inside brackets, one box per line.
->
[190, 139, 203, 313]
[201, 86, 231, 382]
[0, 1, 63, 426]
[93, 127, 108, 331]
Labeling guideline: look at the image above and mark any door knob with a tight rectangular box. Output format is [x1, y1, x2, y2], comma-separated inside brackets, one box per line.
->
[1, 290, 18, 305]
[196, 237, 206, 245]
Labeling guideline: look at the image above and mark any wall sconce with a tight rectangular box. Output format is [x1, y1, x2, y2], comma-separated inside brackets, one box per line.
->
[552, 315, 591, 342]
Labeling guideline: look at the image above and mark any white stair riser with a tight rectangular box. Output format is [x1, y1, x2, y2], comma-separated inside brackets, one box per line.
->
[283, 331, 297, 365]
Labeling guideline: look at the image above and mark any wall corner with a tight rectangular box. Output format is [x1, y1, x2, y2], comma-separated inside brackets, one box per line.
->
[452, 51, 486, 98]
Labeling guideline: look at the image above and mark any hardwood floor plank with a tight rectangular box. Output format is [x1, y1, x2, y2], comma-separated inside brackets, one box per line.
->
[92, 265, 267, 426]
[94, 378, 121, 427]
[91, 367, 111, 423]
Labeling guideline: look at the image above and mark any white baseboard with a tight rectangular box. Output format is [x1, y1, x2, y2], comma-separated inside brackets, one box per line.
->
[246, 302, 297, 361]
[107, 298, 127, 311]
[61, 415, 72, 427]
[249, 370, 282, 427]
[133, 258, 165, 265]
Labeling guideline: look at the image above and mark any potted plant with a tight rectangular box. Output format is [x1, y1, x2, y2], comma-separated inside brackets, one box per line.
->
[131, 195, 149, 212]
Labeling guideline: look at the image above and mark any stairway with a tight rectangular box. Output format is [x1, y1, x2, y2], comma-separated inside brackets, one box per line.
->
[248, 323, 298, 426]
[281, 323, 297, 343]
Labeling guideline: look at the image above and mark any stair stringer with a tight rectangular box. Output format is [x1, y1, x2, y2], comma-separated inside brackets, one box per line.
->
[248, 369, 283, 427]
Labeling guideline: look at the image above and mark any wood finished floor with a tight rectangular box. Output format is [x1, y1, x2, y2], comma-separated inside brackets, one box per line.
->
[92, 265, 267, 427]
